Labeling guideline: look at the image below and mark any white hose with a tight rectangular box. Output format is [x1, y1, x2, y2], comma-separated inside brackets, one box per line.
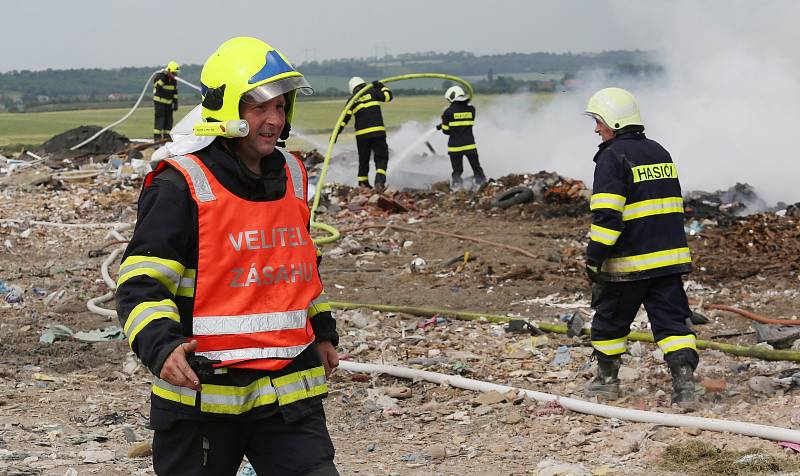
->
[70, 72, 201, 151]
[339, 360, 800, 444]
[86, 226, 129, 318]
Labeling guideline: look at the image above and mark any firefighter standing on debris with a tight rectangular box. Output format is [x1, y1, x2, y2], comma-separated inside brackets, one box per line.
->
[436, 85, 486, 189]
[117, 37, 340, 475]
[582, 87, 698, 411]
[153, 61, 180, 141]
[339, 76, 393, 191]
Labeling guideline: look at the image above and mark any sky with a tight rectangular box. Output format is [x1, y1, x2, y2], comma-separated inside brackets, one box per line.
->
[3, 0, 672, 72]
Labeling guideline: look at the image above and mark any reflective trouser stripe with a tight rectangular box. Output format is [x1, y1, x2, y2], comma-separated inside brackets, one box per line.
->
[357, 176, 369, 181]
[117, 256, 185, 294]
[376, 169, 386, 176]
[196, 343, 310, 362]
[274, 367, 328, 405]
[124, 300, 180, 346]
[657, 334, 697, 354]
[309, 293, 331, 318]
[592, 335, 628, 355]
[153, 378, 197, 406]
[200, 376, 278, 414]
[589, 224, 622, 246]
[603, 247, 692, 273]
[353, 101, 380, 113]
[176, 268, 196, 297]
[590, 193, 626, 212]
[193, 310, 308, 335]
[622, 197, 684, 221]
[447, 120, 474, 127]
[355, 126, 386, 136]
[154, 96, 172, 104]
[448, 144, 477, 153]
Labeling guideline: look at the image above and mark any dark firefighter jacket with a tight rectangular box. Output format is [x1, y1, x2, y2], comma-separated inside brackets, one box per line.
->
[116, 139, 338, 429]
[341, 83, 392, 140]
[153, 71, 178, 105]
[587, 130, 692, 282]
[439, 101, 476, 154]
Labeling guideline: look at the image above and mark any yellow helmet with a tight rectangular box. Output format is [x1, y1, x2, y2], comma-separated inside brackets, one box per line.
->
[166, 61, 180, 74]
[198, 37, 313, 138]
[585, 87, 643, 130]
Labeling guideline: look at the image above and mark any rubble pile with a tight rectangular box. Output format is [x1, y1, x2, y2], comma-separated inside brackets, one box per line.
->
[38, 125, 130, 163]
[684, 183, 768, 221]
[2, 143, 800, 473]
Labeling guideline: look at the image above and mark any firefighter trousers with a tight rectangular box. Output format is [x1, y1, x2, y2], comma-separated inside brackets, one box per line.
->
[449, 151, 485, 182]
[152, 407, 338, 476]
[590, 273, 698, 368]
[154, 102, 174, 140]
[356, 135, 389, 184]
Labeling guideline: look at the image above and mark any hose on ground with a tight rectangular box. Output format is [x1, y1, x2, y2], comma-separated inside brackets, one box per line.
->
[329, 301, 800, 362]
[339, 360, 800, 443]
[309, 73, 474, 245]
[70, 72, 200, 151]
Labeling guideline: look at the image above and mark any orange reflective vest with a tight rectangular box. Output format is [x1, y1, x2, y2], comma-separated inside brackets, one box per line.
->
[166, 149, 322, 371]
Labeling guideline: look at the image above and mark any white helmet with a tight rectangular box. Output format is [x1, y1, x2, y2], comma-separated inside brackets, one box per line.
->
[585, 87, 643, 130]
[445, 85, 468, 103]
[348, 76, 366, 94]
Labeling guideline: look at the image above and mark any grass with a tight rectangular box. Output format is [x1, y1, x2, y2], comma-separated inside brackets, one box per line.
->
[658, 440, 799, 475]
[0, 93, 554, 151]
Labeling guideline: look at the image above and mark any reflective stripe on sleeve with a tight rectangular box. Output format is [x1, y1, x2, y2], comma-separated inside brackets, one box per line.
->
[589, 224, 622, 246]
[603, 247, 692, 273]
[622, 197, 684, 221]
[591, 335, 628, 356]
[273, 366, 328, 405]
[657, 334, 697, 354]
[309, 293, 332, 318]
[590, 193, 626, 212]
[193, 310, 308, 336]
[176, 268, 196, 297]
[124, 300, 180, 346]
[117, 256, 185, 294]
[352, 101, 380, 113]
[447, 120, 474, 127]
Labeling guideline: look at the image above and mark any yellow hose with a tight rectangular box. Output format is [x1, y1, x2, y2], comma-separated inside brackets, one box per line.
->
[310, 73, 474, 244]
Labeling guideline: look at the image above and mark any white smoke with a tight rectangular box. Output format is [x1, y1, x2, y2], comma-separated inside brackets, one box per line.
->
[442, 1, 800, 205]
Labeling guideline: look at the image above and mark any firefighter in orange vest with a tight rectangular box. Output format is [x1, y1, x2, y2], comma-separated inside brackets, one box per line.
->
[116, 37, 340, 475]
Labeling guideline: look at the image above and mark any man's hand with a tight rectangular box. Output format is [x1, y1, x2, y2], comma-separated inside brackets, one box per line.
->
[371, 80, 384, 89]
[160, 340, 201, 391]
[435, 123, 442, 130]
[586, 263, 600, 284]
[316, 340, 339, 378]
[172, 99, 178, 111]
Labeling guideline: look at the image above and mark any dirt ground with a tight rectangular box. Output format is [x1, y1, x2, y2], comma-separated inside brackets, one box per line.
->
[1, 168, 800, 475]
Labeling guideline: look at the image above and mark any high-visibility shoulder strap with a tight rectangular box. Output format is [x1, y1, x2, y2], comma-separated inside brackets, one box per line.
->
[278, 148, 305, 201]
[168, 155, 216, 202]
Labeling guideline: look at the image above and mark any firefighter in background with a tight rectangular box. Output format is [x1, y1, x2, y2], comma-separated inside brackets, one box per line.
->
[583, 87, 698, 411]
[436, 85, 486, 189]
[117, 37, 340, 474]
[339, 76, 393, 191]
[153, 61, 179, 141]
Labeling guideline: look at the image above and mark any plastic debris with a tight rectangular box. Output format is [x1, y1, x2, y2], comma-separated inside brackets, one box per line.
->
[550, 346, 572, 367]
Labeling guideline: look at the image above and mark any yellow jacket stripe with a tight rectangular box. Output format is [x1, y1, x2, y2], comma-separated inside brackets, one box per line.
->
[118, 255, 186, 295]
[352, 101, 380, 114]
[355, 126, 386, 136]
[591, 335, 628, 355]
[447, 144, 477, 153]
[176, 268, 196, 297]
[152, 378, 197, 406]
[603, 247, 691, 273]
[447, 120, 475, 127]
[590, 193, 626, 212]
[200, 376, 277, 414]
[622, 197, 684, 221]
[308, 293, 332, 319]
[657, 334, 697, 354]
[124, 299, 180, 346]
[273, 366, 328, 405]
[589, 224, 622, 246]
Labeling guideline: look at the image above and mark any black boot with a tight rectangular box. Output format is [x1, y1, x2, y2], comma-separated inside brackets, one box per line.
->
[668, 360, 698, 411]
[374, 174, 386, 193]
[451, 174, 463, 190]
[358, 179, 372, 190]
[584, 356, 621, 400]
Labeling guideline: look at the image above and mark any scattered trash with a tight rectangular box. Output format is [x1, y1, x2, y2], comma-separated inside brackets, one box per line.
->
[754, 323, 800, 349]
[504, 319, 542, 335]
[40, 323, 124, 344]
[550, 346, 572, 367]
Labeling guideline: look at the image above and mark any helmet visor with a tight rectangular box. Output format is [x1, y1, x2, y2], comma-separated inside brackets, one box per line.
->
[242, 76, 313, 105]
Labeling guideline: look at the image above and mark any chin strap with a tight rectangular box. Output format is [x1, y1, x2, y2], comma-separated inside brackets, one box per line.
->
[280, 122, 291, 140]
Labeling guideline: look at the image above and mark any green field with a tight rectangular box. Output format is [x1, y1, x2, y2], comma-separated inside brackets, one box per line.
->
[0, 93, 553, 151]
